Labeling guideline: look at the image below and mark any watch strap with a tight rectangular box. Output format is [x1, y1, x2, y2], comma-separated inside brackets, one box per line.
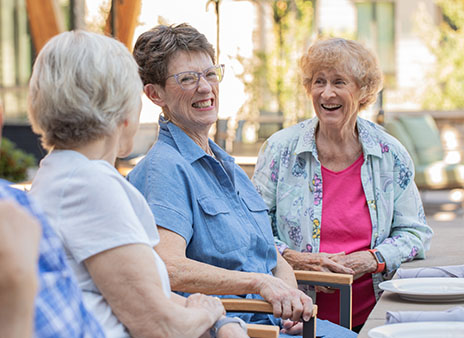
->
[210, 316, 247, 338]
[368, 249, 386, 274]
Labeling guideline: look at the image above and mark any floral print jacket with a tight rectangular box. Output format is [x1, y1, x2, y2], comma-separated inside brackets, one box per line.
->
[252, 117, 433, 297]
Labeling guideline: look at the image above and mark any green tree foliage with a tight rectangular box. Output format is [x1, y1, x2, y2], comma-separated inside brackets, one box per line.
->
[422, 0, 464, 109]
[0, 138, 36, 183]
[238, 0, 313, 125]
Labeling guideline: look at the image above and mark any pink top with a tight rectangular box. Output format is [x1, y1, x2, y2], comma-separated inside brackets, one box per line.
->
[317, 154, 376, 327]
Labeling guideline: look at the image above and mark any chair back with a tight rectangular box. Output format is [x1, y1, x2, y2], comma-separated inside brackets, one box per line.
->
[397, 115, 444, 166]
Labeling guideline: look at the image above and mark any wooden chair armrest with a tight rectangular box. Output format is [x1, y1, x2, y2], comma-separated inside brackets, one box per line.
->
[221, 299, 273, 313]
[221, 298, 318, 338]
[246, 324, 279, 338]
[294, 270, 353, 285]
[295, 270, 353, 330]
[221, 298, 318, 316]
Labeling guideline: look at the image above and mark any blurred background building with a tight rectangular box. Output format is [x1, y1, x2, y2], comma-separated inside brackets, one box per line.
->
[2, 0, 464, 202]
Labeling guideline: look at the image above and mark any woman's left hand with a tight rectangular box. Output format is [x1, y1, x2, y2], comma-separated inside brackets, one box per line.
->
[281, 320, 302, 335]
[331, 251, 377, 279]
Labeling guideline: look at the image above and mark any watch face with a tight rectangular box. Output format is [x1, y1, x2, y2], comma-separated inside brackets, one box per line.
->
[374, 251, 385, 264]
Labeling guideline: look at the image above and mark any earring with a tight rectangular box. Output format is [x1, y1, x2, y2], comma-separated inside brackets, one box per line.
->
[160, 113, 171, 124]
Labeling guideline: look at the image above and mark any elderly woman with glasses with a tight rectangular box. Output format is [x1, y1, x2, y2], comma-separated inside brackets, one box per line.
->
[128, 24, 356, 337]
[28, 30, 250, 338]
[252, 38, 433, 331]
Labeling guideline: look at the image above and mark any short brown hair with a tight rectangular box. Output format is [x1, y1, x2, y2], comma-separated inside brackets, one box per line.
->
[133, 23, 215, 87]
[300, 38, 383, 111]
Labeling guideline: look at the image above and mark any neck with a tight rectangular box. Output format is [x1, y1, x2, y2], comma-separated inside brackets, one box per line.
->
[186, 129, 212, 155]
[69, 133, 119, 166]
[316, 119, 362, 171]
[317, 120, 358, 145]
[172, 121, 213, 155]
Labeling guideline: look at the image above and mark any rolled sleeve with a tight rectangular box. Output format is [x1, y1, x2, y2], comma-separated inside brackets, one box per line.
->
[130, 148, 195, 245]
[149, 202, 194, 243]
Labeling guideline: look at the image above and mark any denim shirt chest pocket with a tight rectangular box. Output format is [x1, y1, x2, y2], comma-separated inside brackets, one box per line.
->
[239, 190, 272, 238]
[239, 189, 277, 272]
[197, 196, 248, 254]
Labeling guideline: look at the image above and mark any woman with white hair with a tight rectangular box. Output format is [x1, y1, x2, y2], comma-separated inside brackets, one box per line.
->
[29, 30, 248, 338]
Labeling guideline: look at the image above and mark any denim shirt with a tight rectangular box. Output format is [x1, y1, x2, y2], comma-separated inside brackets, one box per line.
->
[127, 118, 277, 276]
[252, 117, 433, 298]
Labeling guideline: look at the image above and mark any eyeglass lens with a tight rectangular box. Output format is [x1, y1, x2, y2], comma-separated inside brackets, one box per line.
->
[176, 65, 224, 89]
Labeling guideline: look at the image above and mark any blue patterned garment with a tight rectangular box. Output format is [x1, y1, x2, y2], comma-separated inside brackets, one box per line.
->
[252, 117, 433, 298]
[0, 179, 105, 338]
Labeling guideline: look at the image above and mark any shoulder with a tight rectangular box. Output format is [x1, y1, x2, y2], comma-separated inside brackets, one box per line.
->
[358, 118, 412, 163]
[267, 119, 313, 146]
[129, 140, 193, 189]
[261, 118, 315, 158]
[69, 160, 124, 193]
[132, 141, 189, 175]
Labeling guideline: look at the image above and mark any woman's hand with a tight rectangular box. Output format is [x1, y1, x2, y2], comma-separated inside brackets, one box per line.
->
[282, 249, 354, 274]
[331, 251, 377, 279]
[185, 293, 225, 327]
[281, 320, 302, 335]
[256, 274, 313, 322]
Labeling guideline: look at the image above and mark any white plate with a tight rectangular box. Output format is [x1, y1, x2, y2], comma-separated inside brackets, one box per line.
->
[379, 278, 464, 302]
[368, 321, 464, 338]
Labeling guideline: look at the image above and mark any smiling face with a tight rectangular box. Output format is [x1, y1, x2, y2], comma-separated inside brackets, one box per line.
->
[152, 51, 219, 135]
[309, 68, 363, 129]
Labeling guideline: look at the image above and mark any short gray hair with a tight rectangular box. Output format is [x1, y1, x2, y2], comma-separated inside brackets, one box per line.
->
[28, 30, 143, 150]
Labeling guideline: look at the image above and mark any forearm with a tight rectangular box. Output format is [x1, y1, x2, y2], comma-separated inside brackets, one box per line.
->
[165, 255, 264, 295]
[273, 249, 298, 288]
[123, 294, 216, 338]
[86, 245, 220, 338]
[282, 248, 354, 274]
[0, 272, 37, 338]
[162, 302, 215, 338]
[282, 249, 325, 270]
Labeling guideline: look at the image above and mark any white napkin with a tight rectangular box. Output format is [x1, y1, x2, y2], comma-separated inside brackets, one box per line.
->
[386, 306, 464, 324]
[396, 265, 464, 278]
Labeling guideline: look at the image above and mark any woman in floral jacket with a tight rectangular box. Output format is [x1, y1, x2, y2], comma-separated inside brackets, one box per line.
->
[252, 38, 433, 331]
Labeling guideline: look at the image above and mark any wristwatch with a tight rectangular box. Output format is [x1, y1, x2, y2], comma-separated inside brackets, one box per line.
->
[368, 249, 386, 274]
[210, 316, 247, 338]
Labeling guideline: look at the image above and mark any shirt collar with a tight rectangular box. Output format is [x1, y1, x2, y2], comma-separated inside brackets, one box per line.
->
[158, 115, 235, 164]
[294, 116, 383, 159]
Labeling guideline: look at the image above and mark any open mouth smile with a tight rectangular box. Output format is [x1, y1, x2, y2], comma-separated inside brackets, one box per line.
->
[192, 99, 214, 109]
[321, 104, 342, 111]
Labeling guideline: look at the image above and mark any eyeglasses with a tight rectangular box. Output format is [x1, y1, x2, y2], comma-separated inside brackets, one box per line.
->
[166, 64, 225, 90]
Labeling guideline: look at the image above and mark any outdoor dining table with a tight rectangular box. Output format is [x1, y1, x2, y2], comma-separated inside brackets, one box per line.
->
[358, 216, 464, 337]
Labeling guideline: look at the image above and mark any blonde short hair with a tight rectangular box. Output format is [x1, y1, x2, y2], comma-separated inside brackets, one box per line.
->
[300, 38, 383, 110]
[28, 30, 143, 150]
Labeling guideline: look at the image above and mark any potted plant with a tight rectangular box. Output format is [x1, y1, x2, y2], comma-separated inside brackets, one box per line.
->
[0, 138, 36, 183]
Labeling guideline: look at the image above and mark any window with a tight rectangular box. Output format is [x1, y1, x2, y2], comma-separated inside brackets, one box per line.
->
[356, 1, 395, 85]
[0, 0, 72, 122]
[0, 0, 32, 121]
